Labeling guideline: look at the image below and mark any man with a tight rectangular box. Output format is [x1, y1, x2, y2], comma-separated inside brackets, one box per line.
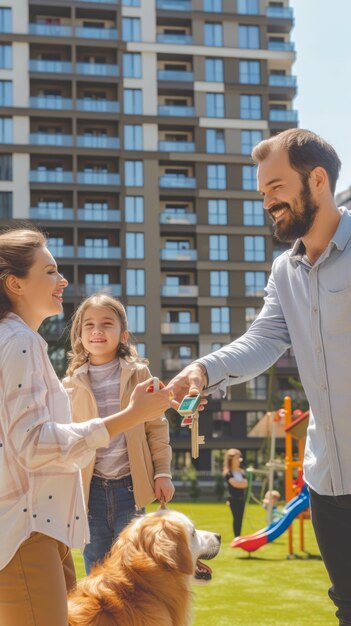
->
[169, 128, 351, 625]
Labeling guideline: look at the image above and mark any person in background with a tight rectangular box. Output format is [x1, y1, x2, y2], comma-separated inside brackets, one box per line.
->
[223, 448, 248, 539]
[263, 489, 282, 522]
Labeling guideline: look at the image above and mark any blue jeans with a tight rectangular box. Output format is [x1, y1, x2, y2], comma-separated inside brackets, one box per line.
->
[83, 474, 144, 574]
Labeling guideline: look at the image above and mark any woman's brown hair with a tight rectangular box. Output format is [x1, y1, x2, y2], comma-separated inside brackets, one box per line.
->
[223, 448, 242, 475]
[0, 226, 46, 321]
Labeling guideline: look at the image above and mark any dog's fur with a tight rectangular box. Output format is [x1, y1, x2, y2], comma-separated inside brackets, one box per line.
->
[68, 509, 220, 626]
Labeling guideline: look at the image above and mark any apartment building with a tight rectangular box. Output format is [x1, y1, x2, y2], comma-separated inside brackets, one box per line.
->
[0, 0, 299, 474]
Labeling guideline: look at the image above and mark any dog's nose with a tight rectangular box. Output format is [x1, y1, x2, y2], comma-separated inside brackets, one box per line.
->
[215, 533, 221, 543]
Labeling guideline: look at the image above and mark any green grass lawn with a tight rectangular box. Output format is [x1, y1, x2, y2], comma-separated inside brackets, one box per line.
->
[72, 502, 336, 626]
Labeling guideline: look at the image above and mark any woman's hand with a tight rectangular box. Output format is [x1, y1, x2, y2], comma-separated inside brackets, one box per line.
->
[128, 378, 178, 423]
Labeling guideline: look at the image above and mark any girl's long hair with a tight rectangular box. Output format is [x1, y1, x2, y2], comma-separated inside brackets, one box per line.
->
[66, 293, 146, 376]
[223, 448, 242, 475]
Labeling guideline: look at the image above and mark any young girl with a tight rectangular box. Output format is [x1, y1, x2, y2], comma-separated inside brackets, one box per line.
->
[0, 226, 174, 626]
[63, 293, 175, 573]
[223, 448, 248, 539]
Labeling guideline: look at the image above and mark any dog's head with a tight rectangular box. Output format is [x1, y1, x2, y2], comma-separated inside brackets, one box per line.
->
[114, 508, 221, 582]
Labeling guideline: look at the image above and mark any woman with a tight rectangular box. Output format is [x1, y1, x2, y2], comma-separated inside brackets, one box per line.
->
[0, 226, 175, 626]
[223, 448, 248, 538]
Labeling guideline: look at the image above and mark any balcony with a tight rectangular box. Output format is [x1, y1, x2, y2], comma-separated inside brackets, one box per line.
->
[30, 207, 74, 220]
[30, 96, 73, 109]
[160, 249, 197, 261]
[160, 211, 197, 225]
[29, 133, 73, 146]
[159, 141, 195, 152]
[79, 283, 122, 296]
[159, 175, 196, 188]
[158, 70, 193, 82]
[157, 0, 192, 10]
[158, 105, 195, 117]
[29, 24, 73, 37]
[266, 7, 293, 19]
[77, 99, 120, 113]
[30, 171, 73, 183]
[162, 357, 193, 371]
[157, 33, 192, 45]
[75, 27, 118, 40]
[76, 63, 119, 77]
[77, 136, 120, 149]
[161, 322, 200, 334]
[161, 285, 199, 297]
[29, 60, 73, 73]
[77, 208, 121, 221]
[269, 109, 298, 122]
[77, 172, 120, 185]
[47, 245, 74, 257]
[77, 246, 121, 259]
[268, 75, 297, 88]
[267, 41, 294, 52]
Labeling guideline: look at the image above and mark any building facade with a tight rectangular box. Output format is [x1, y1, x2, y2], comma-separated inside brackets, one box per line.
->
[0, 0, 299, 474]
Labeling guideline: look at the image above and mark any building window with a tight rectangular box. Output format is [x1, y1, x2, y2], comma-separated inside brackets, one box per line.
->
[210, 270, 229, 296]
[126, 269, 145, 296]
[136, 342, 146, 357]
[123, 0, 141, 5]
[211, 307, 230, 333]
[246, 410, 264, 433]
[204, 23, 223, 47]
[239, 60, 260, 84]
[0, 80, 12, 106]
[206, 93, 225, 117]
[127, 305, 145, 333]
[208, 199, 227, 225]
[125, 196, 144, 223]
[241, 130, 262, 155]
[242, 165, 257, 190]
[205, 58, 224, 82]
[246, 375, 267, 399]
[123, 53, 142, 78]
[207, 164, 226, 189]
[124, 125, 143, 150]
[0, 44, 12, 68]
[244, 235, 265, 261]
[85, 273, 109, 288]
[240, 95, 261, 119]
[237, 0, 259, 15]
[238, 25, 260, 49]
[245, 271, 266, 296]
[243, 200, 264, 226]
[0, 118, 12, 143]
[245, 306, 260, 329]
[0, 8, 11, 33]
[206, 129, 225, 153]
[0, 154, 12, 180]
[125, 161, 143, 186]
[0, 191, 12, 218]
[124, 88, 142, 114]
[122, 17, 141, 41]
[126, 232, 144, 259]
[204, 0, 222, 12]
[209, 234, 228, 260]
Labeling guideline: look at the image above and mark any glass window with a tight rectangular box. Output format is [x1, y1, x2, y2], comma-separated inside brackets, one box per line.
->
[211, 307, 230, 333]
[0, 44, 12, 68]
[204, 23, 223, 47]
[122, 17, 141, 41]
[242, 164, 257, 190]
[136, 342, 146, 357]
[125, 160, 143, 186]
[125, 196, 144, 223]
[0, 191, 12, 218]
[240, 95, 261, 119]
[246, 410, 264, 433]
[0, 8, 11, 33]
[205, 58, 224, 82]
[123, 53, 142, 78]
[124, 125, 143, 150]
[127, 305, 145, 333]
[210, 270, 229, 296]
[207, 164, 226, 189]
[244, 235, 265, 261]
[237, 0, 259, 15]
[126, 232, 144, 259]
[124, 88, 142, 114]
[0, 80, 12, 106]
[206, 129, 225, 153]
[126, 268, 145, 295]
[245, 306, 260, 329]
[0, 154, 12, 180]
[245, 271, 266, 296]
[209, 234, 228, 260]
[241, 129, 262, 155]
[206, 93, 225, 117]
[123, 0, 141, 5]
[243, 200, 264, 225]
[239, 60, 260, 84]
[208, 199, 227, 225]
[238, 25, 260, 48]
[85, 273, 109, 287]
[204, 0, 222, 12]
[0, 118, 12, 143]
[246, 375, 267, 399]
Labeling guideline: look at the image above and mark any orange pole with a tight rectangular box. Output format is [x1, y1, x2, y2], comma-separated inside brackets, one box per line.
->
[284, 396, 294, 556]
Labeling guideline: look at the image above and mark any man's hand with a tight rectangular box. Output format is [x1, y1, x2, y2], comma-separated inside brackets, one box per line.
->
[167, 363, 208, 408]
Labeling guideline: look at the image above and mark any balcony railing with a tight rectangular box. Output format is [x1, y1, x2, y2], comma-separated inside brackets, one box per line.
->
[29, 133, 73, 146]
[161, 322, 200, 334]
[266, 6, 293, 19]
[75, 27, 118, 40]
[268, 41, 294, 52]
[76, 99, 120, 113]
[47, 245, 74, 257]
[157, 33, 192, 45]
[269, 74, 297, 88]
[30, 207, 74, 220]
[76, 62, 119, 77]
[161, 285, 199, 297]
[159, 140, 195, 152]
[79, 283, 122, 296]
[157, 0, 192, 10]
[30, 96, 73, 109]
[30, 171, 73, 183]
[269, 109, 298, 122]
[158, 105, 195, 117]
[77, 208, 121, 221]
[29, 24, 73, 37]
[159, 175, 196, 188]
[77, 172, 120, 185]
[160, 249, 197, 261]
[77, 136, 120, 149]
[29, 60, 73, 73]
[158, 70, 194, 81]
[77, 246, 121, 259]
[162, 357, 193, 371]
[160, 211, 197, 225]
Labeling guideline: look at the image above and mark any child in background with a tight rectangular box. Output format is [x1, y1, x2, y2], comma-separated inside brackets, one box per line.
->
[263, 489, 282, 521]
[63, 293, 174, 573]
[223, 448, 248, 539]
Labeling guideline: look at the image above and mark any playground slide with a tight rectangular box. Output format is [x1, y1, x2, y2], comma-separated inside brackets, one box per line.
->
[232, 485, 310, 553]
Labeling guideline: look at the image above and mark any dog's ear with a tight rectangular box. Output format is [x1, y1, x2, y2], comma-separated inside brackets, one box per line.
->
[137, 516, 194, 575]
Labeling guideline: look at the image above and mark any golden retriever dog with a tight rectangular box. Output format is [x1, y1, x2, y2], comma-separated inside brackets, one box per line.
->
[68, 508, 221, 626]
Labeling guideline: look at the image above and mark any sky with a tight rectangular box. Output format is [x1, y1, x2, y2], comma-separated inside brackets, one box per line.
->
[289, 0, 351, 195]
